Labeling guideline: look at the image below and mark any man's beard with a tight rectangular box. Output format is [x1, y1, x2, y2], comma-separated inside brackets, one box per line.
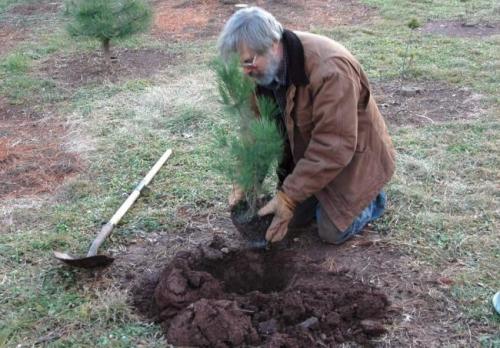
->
[252, 51, 281, 86]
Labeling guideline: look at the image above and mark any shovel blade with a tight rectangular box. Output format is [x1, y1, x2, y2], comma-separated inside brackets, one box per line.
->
[247, 239, 269, 250]
[53, 251, 114, 268]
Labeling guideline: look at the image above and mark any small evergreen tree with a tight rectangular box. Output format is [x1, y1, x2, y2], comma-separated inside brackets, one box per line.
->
[212, 56, 283, 219]
[66, 0, 152, 64]
[400, 18, 421, 83]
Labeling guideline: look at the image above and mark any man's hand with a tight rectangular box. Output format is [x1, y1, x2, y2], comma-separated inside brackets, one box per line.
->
[228, 185, 245, 208]
[258, 191, 296, 242]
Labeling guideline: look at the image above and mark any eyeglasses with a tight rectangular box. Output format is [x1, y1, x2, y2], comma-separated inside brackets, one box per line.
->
[241, 55, 257, 69]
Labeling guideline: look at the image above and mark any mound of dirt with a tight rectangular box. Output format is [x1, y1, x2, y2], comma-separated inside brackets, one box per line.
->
[133, 237, 391, 347]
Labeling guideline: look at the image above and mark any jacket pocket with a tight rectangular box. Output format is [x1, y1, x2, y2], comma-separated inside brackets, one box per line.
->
[356, 125, 370, 152]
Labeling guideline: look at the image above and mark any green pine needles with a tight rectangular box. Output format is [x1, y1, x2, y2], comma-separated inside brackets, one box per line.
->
[212, 56, 284, 217]
[66, 0, 152, 63]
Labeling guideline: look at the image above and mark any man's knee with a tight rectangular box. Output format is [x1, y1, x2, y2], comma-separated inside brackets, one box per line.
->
[317, 210, 345, 245]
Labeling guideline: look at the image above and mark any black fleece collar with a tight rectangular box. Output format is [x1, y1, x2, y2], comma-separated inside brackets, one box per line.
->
[281, 29, 309, 86]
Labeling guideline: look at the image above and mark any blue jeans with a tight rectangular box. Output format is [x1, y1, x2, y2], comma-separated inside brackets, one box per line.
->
[316, 192, 387, 244]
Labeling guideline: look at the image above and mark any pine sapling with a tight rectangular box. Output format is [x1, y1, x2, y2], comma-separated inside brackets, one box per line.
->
[66, 0, 152, 65]
[400, 18, 421, 84]
[212, 56, 283, 220]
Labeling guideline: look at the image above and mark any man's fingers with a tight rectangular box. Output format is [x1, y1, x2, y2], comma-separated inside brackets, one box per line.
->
[265, 217, 281, 240]
[228, 187, 244, 208]
[265, 218, 288, 242]
[268, 226, 287, 242]
[228, 194, 241, 208]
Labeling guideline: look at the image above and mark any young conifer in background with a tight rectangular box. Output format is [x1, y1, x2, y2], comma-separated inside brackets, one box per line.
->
[66, 0, 152, 64]
[212, 56, 283, 219]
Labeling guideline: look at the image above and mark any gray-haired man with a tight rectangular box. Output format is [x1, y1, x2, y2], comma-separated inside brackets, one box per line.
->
[219, 7, 396, 244]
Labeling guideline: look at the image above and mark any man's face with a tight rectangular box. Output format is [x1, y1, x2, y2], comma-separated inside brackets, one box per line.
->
[239, 42, 281, 86]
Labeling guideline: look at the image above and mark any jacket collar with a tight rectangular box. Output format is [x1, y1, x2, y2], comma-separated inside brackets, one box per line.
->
[282, 29, 309, 86]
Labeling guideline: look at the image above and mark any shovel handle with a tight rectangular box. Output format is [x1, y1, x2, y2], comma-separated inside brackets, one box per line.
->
[87, 148, 172, 257]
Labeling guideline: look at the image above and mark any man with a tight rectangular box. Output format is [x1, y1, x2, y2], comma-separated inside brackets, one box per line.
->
[218, 7, 396, 244]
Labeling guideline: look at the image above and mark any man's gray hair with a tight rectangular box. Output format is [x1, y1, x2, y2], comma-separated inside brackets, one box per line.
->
[218, 7, 283, 60]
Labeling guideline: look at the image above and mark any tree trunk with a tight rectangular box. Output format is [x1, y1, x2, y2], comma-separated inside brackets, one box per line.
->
[101, 38, 112, 68]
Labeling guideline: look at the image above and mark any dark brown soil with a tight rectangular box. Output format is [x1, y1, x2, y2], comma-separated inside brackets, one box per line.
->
[423, 20, 500, 38]
[230, 198, 274, 242]
[132, 237, 392, 347]
[37, 49, 179, 89]
[372, 80, 484, 126]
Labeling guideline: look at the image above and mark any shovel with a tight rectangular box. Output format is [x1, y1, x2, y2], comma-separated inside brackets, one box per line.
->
[53, 148, 173, 268]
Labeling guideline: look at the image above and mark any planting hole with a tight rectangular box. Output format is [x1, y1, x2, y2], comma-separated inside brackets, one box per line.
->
[133, 241, 392, 347]
[198, 250, 295, 294]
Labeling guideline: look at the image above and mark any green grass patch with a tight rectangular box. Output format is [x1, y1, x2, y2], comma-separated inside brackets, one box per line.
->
[0, 72, 62, 103]
[385, 117, 499, 325]
[0, 266, 165, 347]
[362, 0, 499, 22]
[323, 23, 499, 97]
[0, 52, 30, 73]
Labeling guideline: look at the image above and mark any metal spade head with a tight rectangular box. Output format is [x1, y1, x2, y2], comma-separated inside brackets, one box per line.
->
[53, 251, 115, 268]
[248, 239, 269, 250]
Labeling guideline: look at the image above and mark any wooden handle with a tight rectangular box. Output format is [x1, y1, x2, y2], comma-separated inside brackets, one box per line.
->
[86, 148, 173, 256]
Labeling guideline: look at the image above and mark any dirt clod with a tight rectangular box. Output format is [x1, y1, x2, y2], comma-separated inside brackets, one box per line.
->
[133, 240, 391, 347]
[166, 298, 260, 347]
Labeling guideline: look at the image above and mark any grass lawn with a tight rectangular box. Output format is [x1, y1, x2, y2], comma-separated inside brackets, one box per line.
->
[0, 0, 498, 346]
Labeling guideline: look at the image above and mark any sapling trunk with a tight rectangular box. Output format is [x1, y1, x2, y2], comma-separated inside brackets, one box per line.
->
[102, 38, 112, 65]
[247, 175, 261, 218]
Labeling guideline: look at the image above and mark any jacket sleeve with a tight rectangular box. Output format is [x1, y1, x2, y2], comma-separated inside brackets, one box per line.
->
[282, 59, 361, 203]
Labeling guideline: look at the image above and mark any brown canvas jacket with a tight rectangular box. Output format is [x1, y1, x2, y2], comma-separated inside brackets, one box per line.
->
[256, 30, 396, 231]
